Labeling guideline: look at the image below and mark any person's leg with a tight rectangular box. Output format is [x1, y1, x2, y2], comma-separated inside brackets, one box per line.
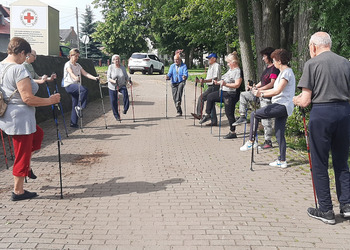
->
[79, 85, 89, 109]
[171, 83, 179, 106]
[12, 134, 34, 194]
[274, 115, 288, 161]
[330, 103, 350, 208]
[65, 84, 79, 126]
[197, 87, 211, 115]
[309, 105, 333, 212]
[260, 98, 273, 143]
[119, 86, 129, 112]
[109, 89, 119, 119]
[238, 91, 254, 115]
[200, 91, 220, 124]
[223, 92, 237, 132]
[234, 91, 255, 125]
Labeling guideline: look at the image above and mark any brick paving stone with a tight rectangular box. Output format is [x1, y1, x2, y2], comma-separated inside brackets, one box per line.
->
[1, 74, 350, 249]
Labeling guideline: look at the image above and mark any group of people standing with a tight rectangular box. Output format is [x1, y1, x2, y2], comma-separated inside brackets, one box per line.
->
[167, 32, 350, 225]
[1, 32, 349, 225]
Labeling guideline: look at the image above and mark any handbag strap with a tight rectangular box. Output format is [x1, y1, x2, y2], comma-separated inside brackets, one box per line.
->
[0, 63, 18, 102]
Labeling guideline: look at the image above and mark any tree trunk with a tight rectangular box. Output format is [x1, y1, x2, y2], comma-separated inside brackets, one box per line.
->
[251, 0, 264, 78]
[262, 0, 280, 49]
[236, 0, 256, 82]
[296, 2, 312, 72]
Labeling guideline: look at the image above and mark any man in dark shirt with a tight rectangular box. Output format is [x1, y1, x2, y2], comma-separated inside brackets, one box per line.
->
[293, 32, 350, 225]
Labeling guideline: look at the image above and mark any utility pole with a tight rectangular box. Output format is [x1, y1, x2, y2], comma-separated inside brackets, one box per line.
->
[76, 7, 80, 50]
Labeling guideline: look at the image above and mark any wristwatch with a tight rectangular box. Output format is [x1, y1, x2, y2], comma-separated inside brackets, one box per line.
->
[261, 92, 264, 98]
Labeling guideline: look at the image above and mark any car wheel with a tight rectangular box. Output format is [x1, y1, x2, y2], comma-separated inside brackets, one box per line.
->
[159, 67, 164, 75]
[142, 71, 147, 75]
[129, 70, 134, 74]
[148, 66, 153, 75]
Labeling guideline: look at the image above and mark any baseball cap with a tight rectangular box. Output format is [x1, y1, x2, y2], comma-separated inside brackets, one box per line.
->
[206, 53, 217, 59]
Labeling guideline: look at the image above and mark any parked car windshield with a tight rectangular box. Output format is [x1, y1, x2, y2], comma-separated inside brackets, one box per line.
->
[131, 54, 147, 59]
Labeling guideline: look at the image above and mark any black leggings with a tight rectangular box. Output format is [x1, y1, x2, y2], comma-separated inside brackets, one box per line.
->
[249, 103, 288, 161]
[206, 90, 238, 132]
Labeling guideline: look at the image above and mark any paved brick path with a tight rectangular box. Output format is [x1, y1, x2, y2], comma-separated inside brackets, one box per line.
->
[1, 74, 350, 249]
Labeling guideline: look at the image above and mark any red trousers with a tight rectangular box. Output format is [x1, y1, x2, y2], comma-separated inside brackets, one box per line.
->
[12, 125, 44, 177]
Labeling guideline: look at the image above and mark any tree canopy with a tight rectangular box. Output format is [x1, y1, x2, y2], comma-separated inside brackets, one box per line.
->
[92, 0, 350, 72]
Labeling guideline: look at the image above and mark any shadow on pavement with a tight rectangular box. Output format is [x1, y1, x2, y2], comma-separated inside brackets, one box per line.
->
[39, 177, 185, 199]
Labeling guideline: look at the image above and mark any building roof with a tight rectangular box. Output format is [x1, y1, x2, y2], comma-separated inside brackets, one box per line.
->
[59, 26, 77, 41]
[0, 5, 10, 35]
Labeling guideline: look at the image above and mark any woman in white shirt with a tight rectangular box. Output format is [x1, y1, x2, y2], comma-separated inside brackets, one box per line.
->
[107, 54, 130, 121]
[240, 49, 295, 169]
[62, 48, 98, 128]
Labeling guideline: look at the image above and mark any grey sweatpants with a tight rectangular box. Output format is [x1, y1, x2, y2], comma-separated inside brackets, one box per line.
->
[171, 81, 185, 107]
[238, 91, 273, 141]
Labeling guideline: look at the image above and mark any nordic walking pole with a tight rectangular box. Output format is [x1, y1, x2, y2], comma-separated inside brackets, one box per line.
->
[45, 82, 63, 145]
[165, 79, 168, 119]
[53, 77, 68, 137]
[52, 96, 63, 199]
[243, 108, 248, 145]
[116, 84, 121, 123]
[129, 78, 136, 122]
[301, 108, 318, 209]
[0, 129, 8, 169]
[97, 78, 108, 129]
[78, 75, 83, 132]
[250, 96, 259, 171]
[7, 134, 14, 160]
[193, 77, 198, 126]
[218, 86, 223, 141]
[200, 78, 203, 128]
[183, 80, 187, 119]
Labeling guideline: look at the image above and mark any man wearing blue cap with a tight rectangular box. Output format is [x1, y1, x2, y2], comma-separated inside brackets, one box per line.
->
[191, 53, 221, 126]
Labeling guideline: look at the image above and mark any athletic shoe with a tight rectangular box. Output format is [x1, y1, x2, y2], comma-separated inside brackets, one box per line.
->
[240, 141, 258, 151]
[75, 106, 82, 118]
[223, 132, 237, 139]
[11, 190, 38, 201]
[232, 116, 247, 126]
[70, 123, 79, 128]
[261, 140, 272, 149]
[307, 207, 335, 225]
[199, 114, 211, 124]
[123, 109, 127, 114]
[340, 204, 350, 218]
[176, 112, 182, 117]
[269, 159, 288, 168]
[191, 113, 201, 120]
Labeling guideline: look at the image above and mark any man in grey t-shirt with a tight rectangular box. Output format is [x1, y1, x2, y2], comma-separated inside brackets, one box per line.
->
[293, 32, 350, 225]
[191, 53, 221, 126]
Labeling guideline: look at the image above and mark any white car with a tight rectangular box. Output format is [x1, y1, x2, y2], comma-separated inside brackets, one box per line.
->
[128, 53, 164, 75]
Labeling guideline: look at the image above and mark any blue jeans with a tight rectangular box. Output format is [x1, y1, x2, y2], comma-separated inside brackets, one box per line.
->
[65, 83, 88, 125]
[309, 102, 350, 212]
[108, 86, 129, 119]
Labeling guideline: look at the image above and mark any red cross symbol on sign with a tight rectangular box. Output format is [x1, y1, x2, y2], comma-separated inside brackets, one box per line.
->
[24, 12, 34, 23]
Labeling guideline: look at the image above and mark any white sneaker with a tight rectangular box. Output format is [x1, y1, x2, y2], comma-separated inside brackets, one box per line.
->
[269, 159, 288, 168]
[240, 141, 258, 151]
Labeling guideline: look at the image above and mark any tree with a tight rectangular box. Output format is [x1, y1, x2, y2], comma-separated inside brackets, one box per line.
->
[80, 5, 104, 59]
[92, 0, 149, 58]
[236, 0, 256, 82]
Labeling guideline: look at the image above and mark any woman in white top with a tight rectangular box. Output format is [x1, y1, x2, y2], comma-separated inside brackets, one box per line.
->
[107, 54, 130, 121]
[240, 49, 296, 169]
[0, 37, 60, 201]
[62, 48, 98, 128]
[199, 52, 243, 139]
